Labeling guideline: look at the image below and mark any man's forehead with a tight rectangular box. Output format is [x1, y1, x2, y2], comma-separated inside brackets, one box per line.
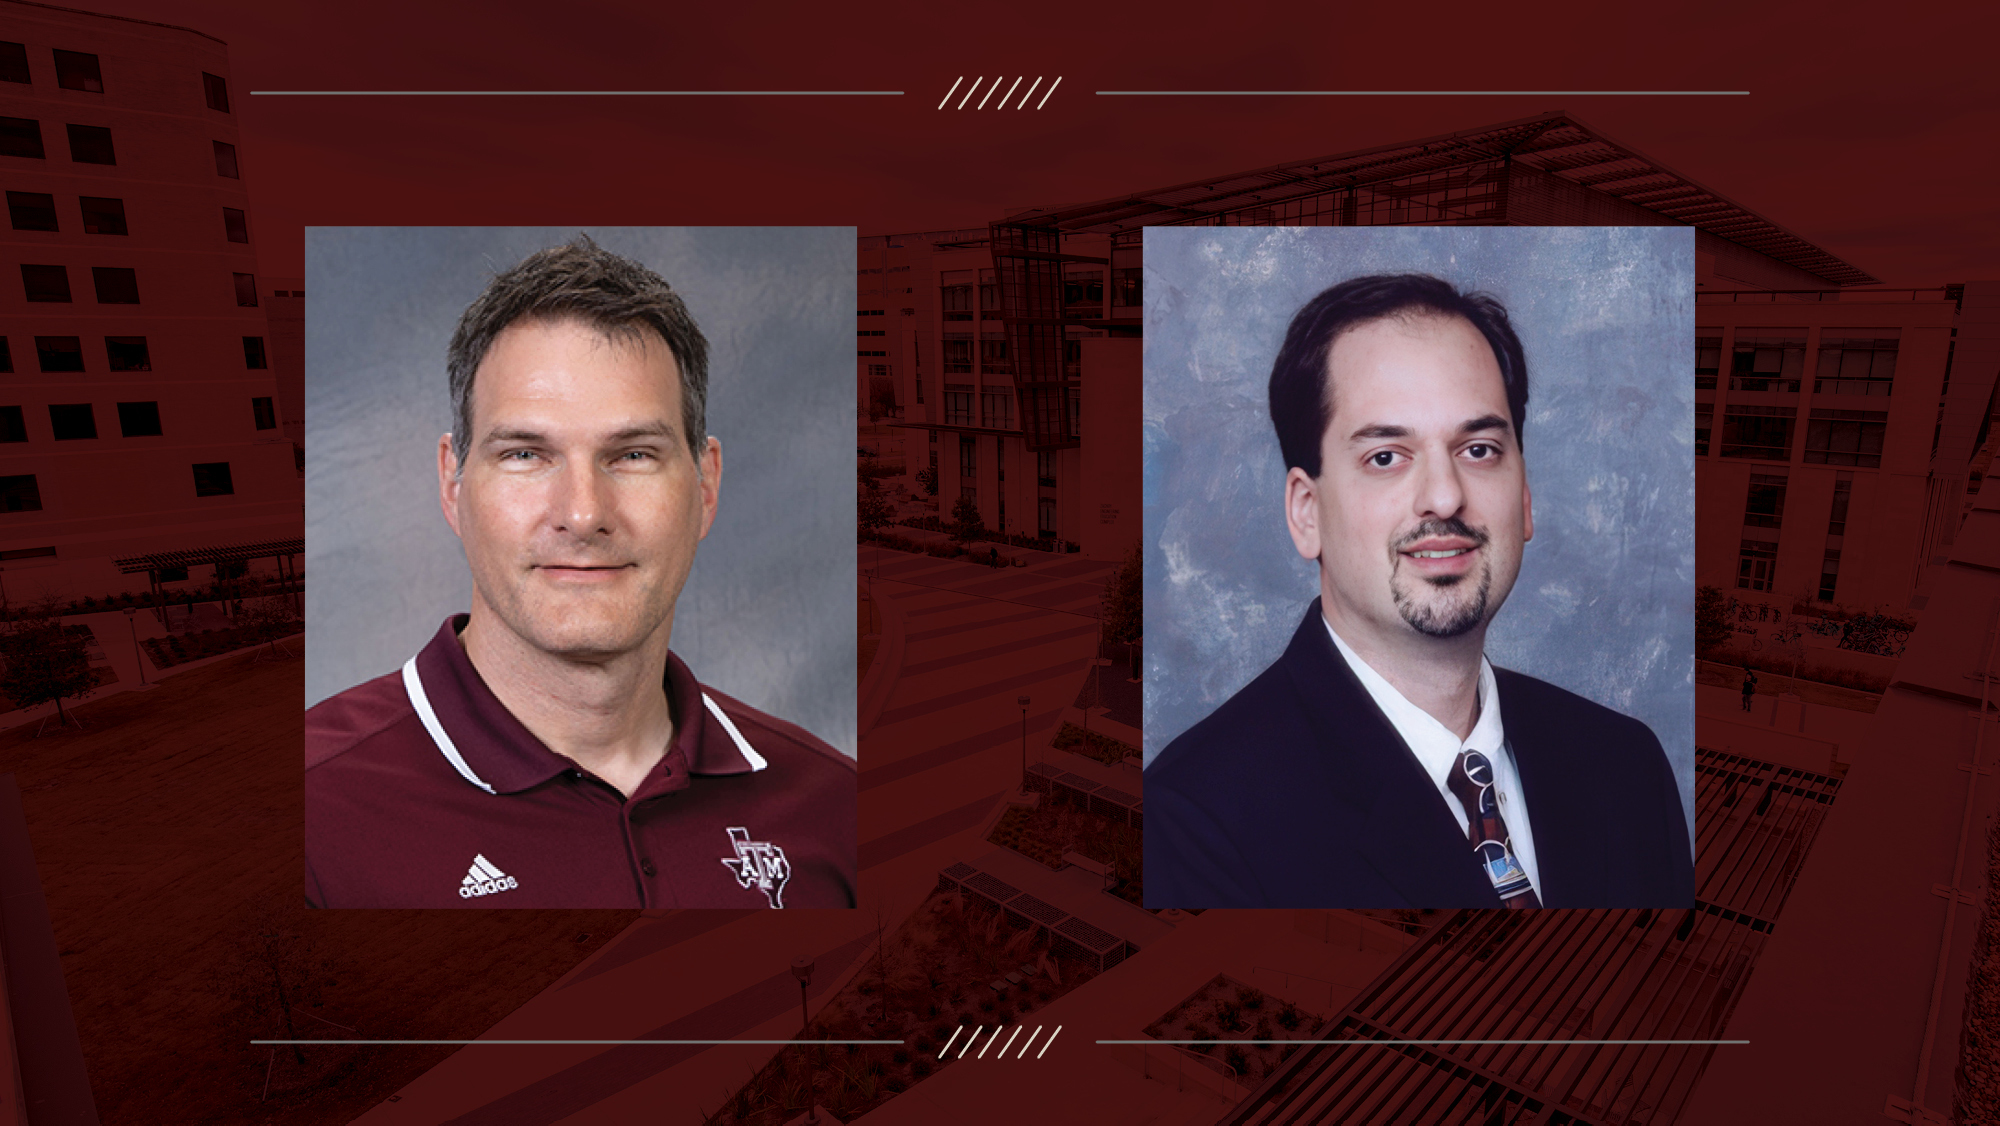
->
[472, 317, 681, 415]
[1322, 312, 1506, 431]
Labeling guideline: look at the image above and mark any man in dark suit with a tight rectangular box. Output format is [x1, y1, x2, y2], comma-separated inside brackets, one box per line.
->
[1146, 274, 1694, 910]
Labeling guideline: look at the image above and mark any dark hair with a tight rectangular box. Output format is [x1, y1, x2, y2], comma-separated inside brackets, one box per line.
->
[1267, 273, 1528, 477]
[446, 235, 709, 472]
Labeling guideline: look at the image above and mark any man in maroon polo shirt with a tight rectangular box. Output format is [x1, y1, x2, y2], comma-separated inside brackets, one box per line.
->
[305, 238, 856, 909]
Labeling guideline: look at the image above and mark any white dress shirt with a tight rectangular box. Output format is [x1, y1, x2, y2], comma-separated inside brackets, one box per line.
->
[1323, 618, 1542, 901]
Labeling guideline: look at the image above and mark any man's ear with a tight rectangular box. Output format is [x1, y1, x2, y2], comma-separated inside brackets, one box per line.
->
[696, 436, 722, 541]
[438, 434, 464, 539]
[1521, 470, 1534, 544]
[1284, 466, 1321, 562]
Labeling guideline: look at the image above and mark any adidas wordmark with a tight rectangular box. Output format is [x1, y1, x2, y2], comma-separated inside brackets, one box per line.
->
[458, 853, 519, 898]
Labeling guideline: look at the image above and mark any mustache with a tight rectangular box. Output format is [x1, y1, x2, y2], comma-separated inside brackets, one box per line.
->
[1392, 516, 1490, 552]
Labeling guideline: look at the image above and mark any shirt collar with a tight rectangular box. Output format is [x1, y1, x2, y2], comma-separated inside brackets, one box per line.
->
[406, 615, 764, 796]
[1321, 616, 1506, 786]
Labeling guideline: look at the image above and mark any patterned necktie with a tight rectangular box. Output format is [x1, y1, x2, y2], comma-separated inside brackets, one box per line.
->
[1446, 749, 1541, 908]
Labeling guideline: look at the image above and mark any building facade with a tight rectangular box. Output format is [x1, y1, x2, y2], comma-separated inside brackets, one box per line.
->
[0, 0, 297, 605]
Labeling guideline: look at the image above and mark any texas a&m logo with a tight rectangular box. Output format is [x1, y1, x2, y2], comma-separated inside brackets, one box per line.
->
[720, 826, 791, 909]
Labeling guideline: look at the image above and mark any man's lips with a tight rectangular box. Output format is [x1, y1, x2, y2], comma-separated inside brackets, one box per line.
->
[533, 563, 634, 581]
[1398, 538, 1479, 560]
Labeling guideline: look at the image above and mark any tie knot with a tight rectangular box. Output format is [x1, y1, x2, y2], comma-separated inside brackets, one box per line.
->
[1447, 750, 1496, 818]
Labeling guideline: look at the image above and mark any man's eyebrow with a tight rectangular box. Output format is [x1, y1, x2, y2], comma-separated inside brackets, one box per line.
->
[1458, 414, 1513, 437]
[605, 422, 677, 443]
[480, 422, 678, 446]
[481, 426, 546, 446]
[1346, 423, 1411, 442]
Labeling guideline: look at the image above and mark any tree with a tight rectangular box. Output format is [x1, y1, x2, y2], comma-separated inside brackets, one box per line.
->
[242, 596, 299, 659]
[950, 492, 985, 544]
[1102, 542, 1142, 645]
[0, 599, 96, 732]
[1695, 585, 1732, 657]
[858, 468, 896, 538]
[913, 466, 938, 497]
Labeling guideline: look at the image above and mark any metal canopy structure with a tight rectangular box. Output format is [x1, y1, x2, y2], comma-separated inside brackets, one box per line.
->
[111, 537, 303, 575]
[1218, 747, 1843, 1126]
[1002, 111, 1877, 287]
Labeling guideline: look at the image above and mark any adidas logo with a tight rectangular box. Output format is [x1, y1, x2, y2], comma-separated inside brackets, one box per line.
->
[458, 853, 519, 899]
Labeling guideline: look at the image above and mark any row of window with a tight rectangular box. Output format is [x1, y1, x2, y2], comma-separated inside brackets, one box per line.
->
[9, 191, 248, 238]
[1, 41, 230, 111]
[0, 118, 240, 177]
[0, 334, 266, 373]
[1, 461, 236, 512]
[0, 397, 275, 443]
[18, 264, 260, 306]
[1707, 406, 1887, 467]
[1695, 328, 1900, 396]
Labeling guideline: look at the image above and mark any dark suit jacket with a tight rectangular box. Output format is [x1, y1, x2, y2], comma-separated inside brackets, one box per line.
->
[1146, 599, 1695, 909]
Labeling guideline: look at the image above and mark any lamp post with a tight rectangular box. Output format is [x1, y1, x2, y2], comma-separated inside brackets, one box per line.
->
[1017, 695, 1030, 792]
[790, 956, 820, 1124]
[122, 606, 148, 688]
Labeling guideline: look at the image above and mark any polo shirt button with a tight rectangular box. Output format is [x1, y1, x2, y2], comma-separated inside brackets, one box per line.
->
[640, 858, 657, 877]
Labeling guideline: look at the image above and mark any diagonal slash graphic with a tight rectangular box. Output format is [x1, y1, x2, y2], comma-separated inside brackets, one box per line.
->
[940, 76, 1062, 109]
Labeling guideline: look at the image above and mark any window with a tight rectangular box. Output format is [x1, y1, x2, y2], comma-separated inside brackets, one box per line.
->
[1695, 330, 1721, 389]
[92, 266, 139, 303]
[243, 336, 267, 368]
[858, 309, 885, 316]
[1719, 404, 1794, 461]
[1742, 473, 1787, 529]
[79, 196, 125, 235]
[0, 116, 43, 158]
[980, 269, 1001, 320]
[251, 396, 276, 430]
[1039, 497, 1057, 538]
[212, 139, 238, 178]
[1804, 408, 1887, 468]
[21, 264, 70, 302]
[1827, 476, 1851, 536]
[958, 436, 977, 478]
[222, 206, 249, 243]
[943, 334, 972, 374]
[7, 191, 56, 231]
[1818, 548, 1841, 602]
[1695, 403, 1713, 457]
[104, 336, 150, 371]
[1815, 332, 1898, 396]
[0, 475, 42, 513]
[52, 50, 102, 92]
[980, 335, 1009, 374]
[981, 390, 1013, 430]
[48, 403, 95, 440]
[941, 282, 973, 321]
[1737, 539, 1776, 592]
[1729, 330, 1806, 393]
[856, 350, 886, 357]
[1037, 449, 1056, 487]
[0, 338, 9, 373]
[117, 400, 161, 437]
[1112, 267, 1142, 308]
[192, 462, 233, 496]
[944, 389, 973, 426]
[34, 336, 82, 372]
[0, 406, 23, 442]
[857, 329, 885, 338]
[65, 123, 114, 164]
[232, 272, 257, 306]
[202, 71, 229, 112]
[1068, 386, 1081, 440]
[1064, 270, 1104, 310]
[0, 42, 28, 84]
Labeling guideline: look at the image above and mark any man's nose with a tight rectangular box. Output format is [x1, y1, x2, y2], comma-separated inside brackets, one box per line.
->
[1412, 446, 1466, 521]
[553, 461, 613, 537]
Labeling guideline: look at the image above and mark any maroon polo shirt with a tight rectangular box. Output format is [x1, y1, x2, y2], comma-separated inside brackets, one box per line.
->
[305, 616, 855, 909]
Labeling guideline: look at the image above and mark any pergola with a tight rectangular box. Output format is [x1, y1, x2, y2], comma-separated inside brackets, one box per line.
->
[112, 537, 303, 621]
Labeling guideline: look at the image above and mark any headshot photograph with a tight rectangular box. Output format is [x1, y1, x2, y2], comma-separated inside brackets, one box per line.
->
[303, 227, 856, 909]
[1143, 226, 1695, 911]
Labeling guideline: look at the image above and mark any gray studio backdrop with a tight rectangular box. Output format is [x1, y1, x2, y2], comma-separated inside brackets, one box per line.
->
[1143, 226, 1694, 838]
[305, 227, 857, 758]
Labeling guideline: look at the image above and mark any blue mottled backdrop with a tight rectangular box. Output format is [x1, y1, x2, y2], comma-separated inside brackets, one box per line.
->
[1142, 226, 1695, 844]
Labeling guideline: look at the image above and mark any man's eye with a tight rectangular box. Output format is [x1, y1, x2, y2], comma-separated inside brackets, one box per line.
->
[1465, 443, 1497, 460]
[501, 449, 538, 461]
[1369, 450, 1398, 468]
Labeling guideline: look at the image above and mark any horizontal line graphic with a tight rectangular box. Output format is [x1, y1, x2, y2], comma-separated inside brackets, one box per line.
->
[252, 90, 902, 96]
[1096, 90, 1748, 96]
[1099, 1038, 1751, 1045]
[252, 1038, 906, 1046]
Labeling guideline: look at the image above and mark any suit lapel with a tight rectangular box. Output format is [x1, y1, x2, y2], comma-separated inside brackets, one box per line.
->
[1497, 668, 1606, 908]
[1280, 601, 1499, 908]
